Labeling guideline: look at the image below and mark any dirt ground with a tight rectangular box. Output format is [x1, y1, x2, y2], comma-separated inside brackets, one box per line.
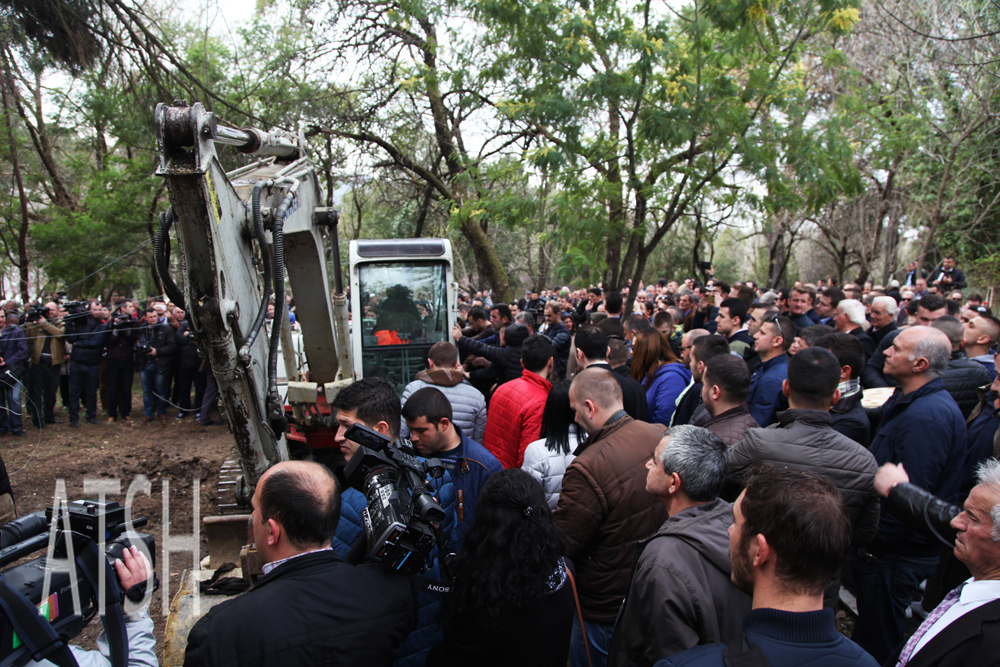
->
[3, 389, 236, 662]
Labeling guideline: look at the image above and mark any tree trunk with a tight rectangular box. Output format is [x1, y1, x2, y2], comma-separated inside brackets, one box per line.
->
[462, 217, 512, 303]
[1, 74, 30, 303]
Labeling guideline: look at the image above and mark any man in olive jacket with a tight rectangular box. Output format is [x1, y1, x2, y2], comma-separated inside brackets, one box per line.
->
[556, 368, 668, 667]
[608, 426, 751, 667]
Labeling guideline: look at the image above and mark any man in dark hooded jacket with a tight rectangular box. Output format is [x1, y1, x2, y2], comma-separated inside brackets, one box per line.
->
[452, 323, 529, 385]
[609, 425, 750, 667]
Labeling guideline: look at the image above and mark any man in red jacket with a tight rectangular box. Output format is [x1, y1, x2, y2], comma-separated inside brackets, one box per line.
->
[483, 335, 554, 468]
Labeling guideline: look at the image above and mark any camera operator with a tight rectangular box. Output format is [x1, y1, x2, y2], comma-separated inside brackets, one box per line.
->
[136, 308, 176, 423]
[25, 302, 65, 429]
[173, 309, 201, 420]
[0, 310, 28, 437]
[66, 301, 109, 428]
[183, 461, 418, 667]
[105, 302, 139, 423]
[25, 545, 157, 667]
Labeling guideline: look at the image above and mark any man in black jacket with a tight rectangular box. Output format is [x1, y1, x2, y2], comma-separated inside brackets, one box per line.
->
[573, 325, 647, 421]
[932, 316, 992, 419]
[184, 460, 417, 667]
[816, 332, 870, 445]
[137, 307, 177, 423]
[67, 300, 108, 427]
[105, 301, 139, 422]
[929, 255, 968, 291]
[873, 460, 1000, 667]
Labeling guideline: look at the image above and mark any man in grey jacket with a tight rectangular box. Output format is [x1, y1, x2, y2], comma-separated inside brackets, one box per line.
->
[400, 342, 487, 443]
[726, 347, 880, 607]
[727, 347, 880, 547]
[608, 425, 751, 667]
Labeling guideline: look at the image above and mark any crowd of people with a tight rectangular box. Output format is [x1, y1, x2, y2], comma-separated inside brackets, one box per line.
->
[3, 254, 1000, 667]
[0, 294, 277, 438]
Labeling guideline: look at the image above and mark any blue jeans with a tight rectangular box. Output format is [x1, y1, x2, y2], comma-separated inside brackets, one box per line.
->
[140, 363, 169, 417]
[68, 361, 100, 423]
[570, 614, 613, 667]
[0, 378, 22, 433]
[851, 549, 939, 664]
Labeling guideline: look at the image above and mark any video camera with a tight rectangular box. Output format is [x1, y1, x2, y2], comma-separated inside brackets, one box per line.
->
[23, 304, 49, 324]
[343, 424, 448, 576]
[0, 500, 157, 667]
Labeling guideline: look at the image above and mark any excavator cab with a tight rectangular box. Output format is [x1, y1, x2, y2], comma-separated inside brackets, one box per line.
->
[349, 239, 457, 395]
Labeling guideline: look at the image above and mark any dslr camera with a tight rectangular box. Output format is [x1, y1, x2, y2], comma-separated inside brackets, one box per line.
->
[0, 500, 157, 667]
[343, 423, 448, 576]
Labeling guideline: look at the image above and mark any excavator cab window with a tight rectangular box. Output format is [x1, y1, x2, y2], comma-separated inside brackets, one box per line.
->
[357, 261, 449, 393]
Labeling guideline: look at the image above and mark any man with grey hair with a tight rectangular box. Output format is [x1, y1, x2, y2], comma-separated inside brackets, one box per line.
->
[852, 326, 968, 663]
[608, 426, 750, 667]
[869, 295, 899, 347]
[833, 299, 875, 360]
[870, 458, 1000, 666]
[931, 316, 992, 418]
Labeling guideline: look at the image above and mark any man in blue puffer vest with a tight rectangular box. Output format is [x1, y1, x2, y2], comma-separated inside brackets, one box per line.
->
[398, 386, 502, 666]
[330, 377, 403, 558]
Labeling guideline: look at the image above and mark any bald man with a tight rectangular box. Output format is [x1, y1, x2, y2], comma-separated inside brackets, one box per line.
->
[184, 461, 417, 667]
[556, 368, 667, 666]
[852, 327, 969, 663]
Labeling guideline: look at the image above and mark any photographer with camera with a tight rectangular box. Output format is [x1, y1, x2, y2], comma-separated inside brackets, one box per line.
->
[23, 545, 157, 667]
[136, 308, 176, 423]
[25, 302, 65, 430]
[0, 310, 28, 437]
[65, 301, 109, 428]
[105, 302, 139, 423]
[183, 460, 418, 667]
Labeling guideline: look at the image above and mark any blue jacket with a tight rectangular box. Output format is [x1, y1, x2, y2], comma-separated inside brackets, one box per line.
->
[394, 427, 502, 667]
[0, 325, 28, 374]
[330, 486, 366, 559]
[544, 321, 572, 381]
[747, 355, 789, 427]
[964, 391, 998, 497]
[645, 363, 692, 426]
[869, 377, 966, 556]
[655, 608, 878, 667]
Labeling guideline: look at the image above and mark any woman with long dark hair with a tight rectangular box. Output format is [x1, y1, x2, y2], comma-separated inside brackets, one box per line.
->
[631, 327, 691, 426]
[425, 469, 575, 667]
[522, 381, 582, 509]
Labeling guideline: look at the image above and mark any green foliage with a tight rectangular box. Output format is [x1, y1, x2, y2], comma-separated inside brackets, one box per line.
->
[31, 157, 158, 298]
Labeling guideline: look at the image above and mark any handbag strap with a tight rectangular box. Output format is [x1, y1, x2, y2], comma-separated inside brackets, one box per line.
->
[565, 565, 593, 667]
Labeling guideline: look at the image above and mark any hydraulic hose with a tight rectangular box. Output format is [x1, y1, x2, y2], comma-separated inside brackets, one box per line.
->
[238, 182, 274, 365]
[154, 208, 187, 311]
[268, 188, 293, 402]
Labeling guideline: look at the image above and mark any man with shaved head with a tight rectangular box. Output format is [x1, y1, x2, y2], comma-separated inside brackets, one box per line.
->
[964, 314, 1000, 380]
[852, 326, 969, 663]
[556, 368, 668, 666]
[932, 316, 992, 418]
[184, 461, 417, 666]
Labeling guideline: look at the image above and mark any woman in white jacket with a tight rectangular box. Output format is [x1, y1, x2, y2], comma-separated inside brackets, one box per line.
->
[521, 380, 582, 510]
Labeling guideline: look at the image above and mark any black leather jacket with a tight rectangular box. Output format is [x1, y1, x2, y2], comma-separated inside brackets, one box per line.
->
[885, 483, 960, 548]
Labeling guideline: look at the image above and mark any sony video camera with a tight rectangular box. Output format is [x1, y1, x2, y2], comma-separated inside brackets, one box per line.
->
[0, 500, 158, 667]
[343, 424, 448, 576]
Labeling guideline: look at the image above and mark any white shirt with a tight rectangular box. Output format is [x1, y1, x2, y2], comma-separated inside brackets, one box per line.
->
[912, 577, 1000, 656]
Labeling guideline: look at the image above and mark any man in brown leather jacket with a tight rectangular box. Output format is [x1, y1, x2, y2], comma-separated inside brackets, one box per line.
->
[556, 367, 667, 667]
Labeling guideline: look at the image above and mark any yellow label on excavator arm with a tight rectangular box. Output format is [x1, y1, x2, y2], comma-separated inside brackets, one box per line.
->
[205, 171, 222, 225]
